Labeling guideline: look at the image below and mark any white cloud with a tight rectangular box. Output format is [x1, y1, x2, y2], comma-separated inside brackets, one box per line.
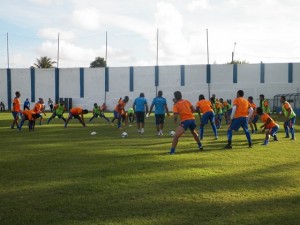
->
[37, 28, 75, 41]
[29, 0, 63, 6]
[71, 8, 102, 31]
[187, 0, 210, 11]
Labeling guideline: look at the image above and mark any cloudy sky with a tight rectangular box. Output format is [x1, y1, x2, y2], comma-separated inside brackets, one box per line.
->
[1, 0, 300, 68]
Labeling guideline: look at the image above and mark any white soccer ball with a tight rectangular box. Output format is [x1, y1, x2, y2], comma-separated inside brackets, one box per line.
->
[169, 131, 176, 137]
[91, 131, 97, 135]
[121, 132, 128, 138]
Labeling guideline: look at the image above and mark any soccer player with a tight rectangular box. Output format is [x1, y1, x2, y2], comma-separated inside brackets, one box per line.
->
[248, 96, 258, 133]
[48, 98, 54, 112]
[127, 107, 135, 123]
[169, 91, 203, 154]
[64, 107, 89, 128]
[221, 98, 232, 124]
[23, 98, 30, 110]
[11, 91, 21, 129]
[89, 103, 110, 123]
[259, 94, 271, 115]
[112, 96, 129, 129]
[19, 110, 39, 131]
[195, 94, 218, 140]
[280, 96, 296, 140]
[148, 90, 170, 136]
[33, 98, 46, 125]
[47, 101, 67, 124]
[224, 90, 253, 149]
[133, 93, 148, 134]
[214, 98, 223, 129]
[256, 107, 279, 145]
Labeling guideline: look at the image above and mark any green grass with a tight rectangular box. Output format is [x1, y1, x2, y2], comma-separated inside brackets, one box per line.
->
[0, 112, 299, 225]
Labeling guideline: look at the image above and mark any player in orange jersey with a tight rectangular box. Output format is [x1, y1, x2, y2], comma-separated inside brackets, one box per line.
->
[11, 91, 21, 129]
[224, 90, 253, 149]
[256, 107, 279, 145]
[64, 107, 88, 128]
[19, 110, 39, 131]
[169, 91, 203, 154]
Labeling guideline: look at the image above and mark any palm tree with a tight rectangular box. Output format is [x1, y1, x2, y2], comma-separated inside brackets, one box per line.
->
[34, 56, 56, 68]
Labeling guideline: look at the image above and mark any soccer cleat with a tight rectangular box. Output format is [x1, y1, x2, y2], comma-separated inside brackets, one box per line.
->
[214, 136, 218, 140]
[224, 144, 232, 149]
[273, 136, 278, 141]
[291, 137, 296, 140]
[249, 143, 253, 148]
[284, 136, 290, 138]
[168, 152, 175, 155]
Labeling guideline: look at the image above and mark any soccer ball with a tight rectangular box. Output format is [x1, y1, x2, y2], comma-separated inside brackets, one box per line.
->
[169, 131, 176, 137]
[121, 132, 128, 138]
[91, 131, 97, 135]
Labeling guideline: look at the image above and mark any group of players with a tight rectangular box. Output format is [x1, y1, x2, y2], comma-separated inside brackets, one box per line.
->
[10, 90, 296, 154]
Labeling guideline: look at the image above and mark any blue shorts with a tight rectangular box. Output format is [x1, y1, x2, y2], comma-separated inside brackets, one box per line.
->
[284, 117, 296, 128]
[268, 125, 279, 136]
[12, 112, 20, 119]
[180, 119, 197, 131]
[201, 111, 215, 125]
[229, 117, 248, 131]
[113, 110, 121, 119]
[251, 115, 259, 123]
[155, 114, 165, 125]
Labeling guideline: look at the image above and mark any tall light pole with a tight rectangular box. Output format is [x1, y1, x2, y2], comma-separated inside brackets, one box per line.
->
[231, 42, 237, 63]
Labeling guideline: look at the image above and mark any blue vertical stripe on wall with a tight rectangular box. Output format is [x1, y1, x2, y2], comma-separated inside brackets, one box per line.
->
[55, 68, 59, 103]
[30, 67, 35, 102]
[155, 66, 159, 86]
[180, 65, 185, 86]
[129, 66, 134, 91]
[233, 64, 237, 83]
[105, 67, 109, 92]
[7, 69, 11, 110]
[288, 63, 293, 83]
[80, 68, 84, 98]
[206, 64, 211, 83]
[260, 63, 265, 83]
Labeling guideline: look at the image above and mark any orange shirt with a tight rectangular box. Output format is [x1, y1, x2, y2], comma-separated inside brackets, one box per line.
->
[33, 102, 43, 114]
[115, 101, 126, 114]
[233, 97, 251, 118]
[12, 97, 21, 112]
[260, 113, 277, 129]
[173, 99, 195, 122]
[22, 110, 36, 120]
[196, 99, 213, 114]
[70, 107, 83, 115]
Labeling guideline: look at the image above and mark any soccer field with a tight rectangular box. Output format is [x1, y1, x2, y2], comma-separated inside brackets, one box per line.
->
[0, 112, 299, 225]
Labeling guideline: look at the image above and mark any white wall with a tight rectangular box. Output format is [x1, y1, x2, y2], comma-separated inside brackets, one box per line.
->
[1, 63, 299, 112]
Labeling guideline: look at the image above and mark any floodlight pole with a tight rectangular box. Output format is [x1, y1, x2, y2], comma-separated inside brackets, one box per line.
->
[105, 31, 108, 66]
[156, 28, 159, 96]
[206, 29, 211, 98]
[7, 33, 9, 68]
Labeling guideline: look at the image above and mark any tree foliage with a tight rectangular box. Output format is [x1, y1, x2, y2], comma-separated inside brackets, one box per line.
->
[34, 56, 56, 68]
[227, 60, 249, 64]
[90, 57, 106, 68]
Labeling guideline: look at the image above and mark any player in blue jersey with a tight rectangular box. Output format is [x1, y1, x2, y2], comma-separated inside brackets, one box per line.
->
[133, 93, 148, 134]
[148, 90, 170, 136]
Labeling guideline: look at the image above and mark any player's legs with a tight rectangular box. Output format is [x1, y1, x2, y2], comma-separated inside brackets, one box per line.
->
[47, 112, 56, 124]
[283, 121, 289, 138]
[169, 125, 185, 154]
[11, 112, 20, 129]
